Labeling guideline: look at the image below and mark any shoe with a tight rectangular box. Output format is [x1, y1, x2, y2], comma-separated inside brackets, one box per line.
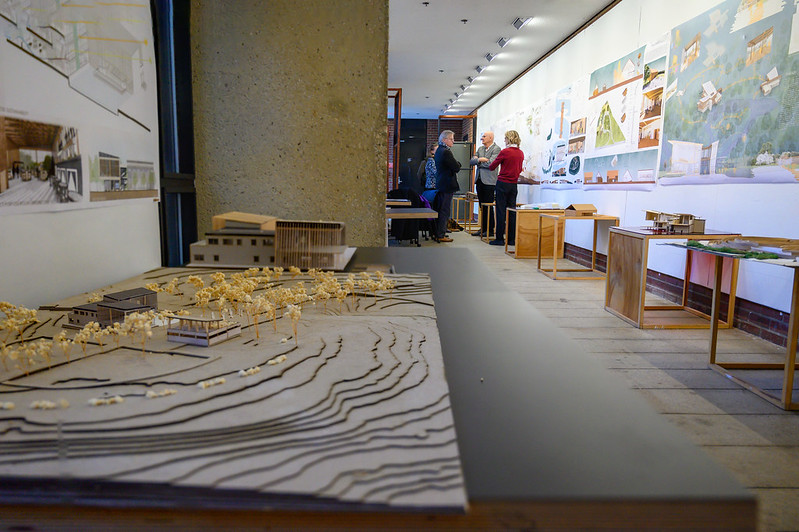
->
[437, 236, 453, 243]
[471, 231, 482, 237]
[489, 239, 505, 246]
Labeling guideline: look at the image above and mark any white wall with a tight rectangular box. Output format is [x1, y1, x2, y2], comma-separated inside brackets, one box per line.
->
[477, 0, 798, 312]
[0, 203, 161, 308]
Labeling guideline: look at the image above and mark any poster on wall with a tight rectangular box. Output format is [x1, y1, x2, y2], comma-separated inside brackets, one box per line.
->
[582, 37, 668, 191]
[660, 0, 799, 185]
[0, 1, 159, 214]
[489, 80, 591, 190]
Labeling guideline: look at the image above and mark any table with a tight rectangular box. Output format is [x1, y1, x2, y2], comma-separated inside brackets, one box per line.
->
[537, 213, 619, 280]
[605, 227, 741, 329]
[386, 198, 411, 207]
[689, 245, 799, 410]
[504, 208, 564, 258]
[385, 207, 437, 247]
[0, 249, 756, 529]
[385, 207, 437, 219]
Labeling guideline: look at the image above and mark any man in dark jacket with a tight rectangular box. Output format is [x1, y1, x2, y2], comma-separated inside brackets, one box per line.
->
[433, 130, 460, 242]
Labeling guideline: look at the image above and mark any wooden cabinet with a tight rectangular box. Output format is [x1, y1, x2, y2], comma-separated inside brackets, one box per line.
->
[505, 208, 565, 259]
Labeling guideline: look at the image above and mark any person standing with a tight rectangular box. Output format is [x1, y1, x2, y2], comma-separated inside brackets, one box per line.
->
[418, 144, 438, 191]
[433, 130, 461, 243]
[488, 130, 524, 246]
[469, 131, 501, 237]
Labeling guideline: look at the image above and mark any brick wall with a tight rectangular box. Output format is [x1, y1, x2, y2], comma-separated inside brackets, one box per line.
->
[565, 242, 790, 348]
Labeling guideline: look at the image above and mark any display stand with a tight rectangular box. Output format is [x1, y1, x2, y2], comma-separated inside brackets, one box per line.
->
[504, 208, 564, 258]
[604, 227, 741, 329]
[686, 245, 799, 410]
[537, 213, 619, 280]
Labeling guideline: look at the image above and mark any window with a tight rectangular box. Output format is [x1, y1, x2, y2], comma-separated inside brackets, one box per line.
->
[236, 239, 242, 245]
[223, 238, 233, 245]
[253, 256, 260, 262]
[193, 254, 204, 261]
[251, 239, 256, 246]
[213, 255, 219, 262]
[208, 238, 218, 244]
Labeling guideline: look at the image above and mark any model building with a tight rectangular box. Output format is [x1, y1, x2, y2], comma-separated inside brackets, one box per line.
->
[190, 212, 354, 270]
[66, 287, 157, 328]
[645, 210, 706, 234]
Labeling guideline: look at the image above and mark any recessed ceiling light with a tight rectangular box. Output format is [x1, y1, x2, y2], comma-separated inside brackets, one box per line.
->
[475, 65, 485, 73]
[460, 84, 467, 91]
[485, 53, 496, 62]
[439, 69, 444, 73]
[497, 37, 510, 48]
[466, 76, 474, 84]
[512, 17, 532, 30]
[454, 92, 460, 98]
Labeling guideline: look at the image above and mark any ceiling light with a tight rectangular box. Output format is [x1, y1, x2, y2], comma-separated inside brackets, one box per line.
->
[460, 84, 467, 92]
[475, 65, 485, 73]
[497, 37, 510, 48]
[512, 17, 532, 30]
[485, 52, 496, 62]
[466, 76, 474, 84]
[454, 92, 460, 98]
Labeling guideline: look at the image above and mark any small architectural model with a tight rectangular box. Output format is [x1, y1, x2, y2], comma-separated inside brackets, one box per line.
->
[275, 220, 354, 270]
[190, 212, 355, 270]
[166, 315, 242, 347]
[565, 204, 597, 217]
[645, 210, 706, 234]
[67, 288, 157, 328]
[190, 212, 278, 268]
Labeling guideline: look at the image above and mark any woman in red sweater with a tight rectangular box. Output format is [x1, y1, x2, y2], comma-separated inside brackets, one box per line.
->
[488, 130, 524, 246]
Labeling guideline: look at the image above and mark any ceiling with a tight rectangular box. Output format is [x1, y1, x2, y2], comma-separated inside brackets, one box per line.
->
[388, 0, 617, 119]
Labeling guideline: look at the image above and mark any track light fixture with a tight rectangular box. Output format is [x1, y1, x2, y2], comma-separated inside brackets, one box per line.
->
[512, 17, 532, 30]
[497, 37, 510, 48]
[467, 76, 474, 84]
[475, 65, 485, 73]
[485, 52, 496, 62]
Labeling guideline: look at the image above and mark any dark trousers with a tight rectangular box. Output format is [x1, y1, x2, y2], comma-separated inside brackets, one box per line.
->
[435, 191, 454, 238]
[495, 181, 517, 243]
[475, 178, 495, 236]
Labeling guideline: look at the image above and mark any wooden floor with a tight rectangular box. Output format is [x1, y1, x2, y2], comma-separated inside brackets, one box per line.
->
[393, 229, 799, 532]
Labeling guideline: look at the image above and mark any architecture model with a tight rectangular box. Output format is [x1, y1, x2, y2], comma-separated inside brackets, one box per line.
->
[645, 210, 706, 234]
[166, 315, 241, 346]
[0, 268, 466, 511]
[190, 212, 355, 270]
[67, 287, 157, 328]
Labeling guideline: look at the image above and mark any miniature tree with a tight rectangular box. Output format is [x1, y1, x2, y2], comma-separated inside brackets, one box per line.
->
[289, 266, 301, 278]
[273, 266, 284, 281]
[123, 311, 155, 355]
[344, 274, 357, 305]
[54, 331, 73, 362]
[187, 275, 205, 294]
[286, 304, 301, 345]
[73, 325, 93, 356]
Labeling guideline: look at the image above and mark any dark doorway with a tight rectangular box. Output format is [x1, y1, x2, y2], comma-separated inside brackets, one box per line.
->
[398, 119, 427, 194]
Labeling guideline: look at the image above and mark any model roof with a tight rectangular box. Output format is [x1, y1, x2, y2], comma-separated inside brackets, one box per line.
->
[212, 212, 277, 231]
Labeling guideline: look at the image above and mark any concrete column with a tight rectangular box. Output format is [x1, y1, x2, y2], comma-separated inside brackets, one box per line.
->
[191, 0, 388, 246]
